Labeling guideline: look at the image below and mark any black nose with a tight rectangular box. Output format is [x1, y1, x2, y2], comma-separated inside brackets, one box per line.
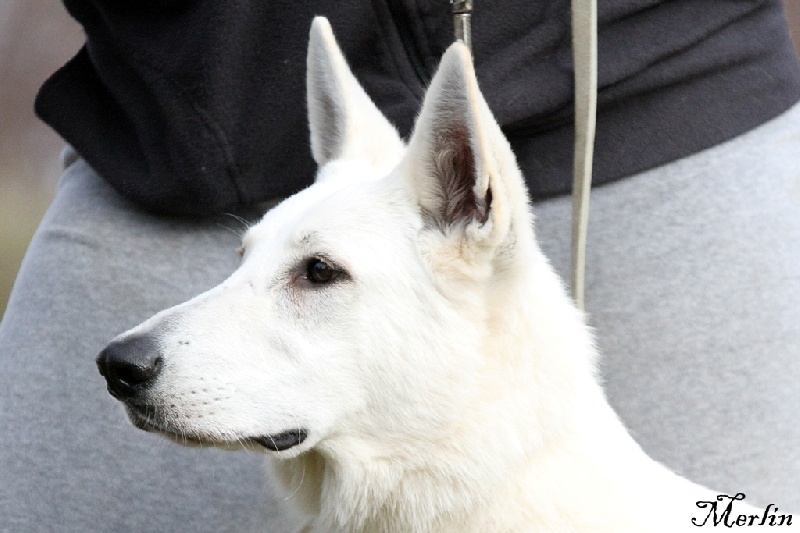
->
[97, 335, 163, 399]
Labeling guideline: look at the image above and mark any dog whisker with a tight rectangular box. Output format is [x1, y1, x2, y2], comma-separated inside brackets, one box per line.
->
[281, 458, 306, 503]
[215, 222, 246, 240]
[220, 213, 255, 239]
[222, 212, 253, 228]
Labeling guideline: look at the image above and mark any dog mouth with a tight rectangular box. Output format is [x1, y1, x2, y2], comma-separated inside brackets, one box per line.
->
[126, 407, 308, 452]
[250, 429, 308, 451]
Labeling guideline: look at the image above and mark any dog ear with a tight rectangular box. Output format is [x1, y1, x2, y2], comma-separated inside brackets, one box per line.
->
[306, 18, 404, 173]
[402, 43, 516, 248]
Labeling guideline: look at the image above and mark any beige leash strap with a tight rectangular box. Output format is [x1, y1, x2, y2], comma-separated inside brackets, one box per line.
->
[570, 0, 598, 311]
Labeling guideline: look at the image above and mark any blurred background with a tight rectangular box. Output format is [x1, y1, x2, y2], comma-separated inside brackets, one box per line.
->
[1, 1, 800, 318]
[1, 1, 82, 317]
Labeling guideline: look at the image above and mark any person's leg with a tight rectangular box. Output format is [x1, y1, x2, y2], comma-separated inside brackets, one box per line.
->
[0, 151, 295, 532]
[535, 101, 800, 509]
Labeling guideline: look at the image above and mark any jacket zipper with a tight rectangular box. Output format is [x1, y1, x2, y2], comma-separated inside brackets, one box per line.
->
[385, 0, 431, 86]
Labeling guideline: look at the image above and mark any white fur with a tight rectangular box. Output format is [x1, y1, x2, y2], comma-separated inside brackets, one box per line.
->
[111, 17, 793, 532]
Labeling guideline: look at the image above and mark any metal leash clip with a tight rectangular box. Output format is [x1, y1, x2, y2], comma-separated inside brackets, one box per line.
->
[451, 0, 473, 51]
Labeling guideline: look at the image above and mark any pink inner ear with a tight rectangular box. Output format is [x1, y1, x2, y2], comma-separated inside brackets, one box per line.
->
[433, 125, 490, 225]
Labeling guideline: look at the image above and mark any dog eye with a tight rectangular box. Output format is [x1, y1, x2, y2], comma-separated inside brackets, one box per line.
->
[305, 258, 341, 284]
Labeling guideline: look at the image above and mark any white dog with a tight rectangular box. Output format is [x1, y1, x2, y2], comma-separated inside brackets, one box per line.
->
[97, 17, 793, 532]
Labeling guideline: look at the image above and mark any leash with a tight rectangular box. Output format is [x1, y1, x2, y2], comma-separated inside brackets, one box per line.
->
[569, 0, 597, 311]
[451, 0, 598, 311]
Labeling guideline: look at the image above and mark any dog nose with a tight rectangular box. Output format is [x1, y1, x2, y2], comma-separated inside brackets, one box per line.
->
[97, 335, 163, 399]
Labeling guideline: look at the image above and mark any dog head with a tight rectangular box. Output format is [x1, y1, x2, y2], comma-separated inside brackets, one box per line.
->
[97, 17, 539, 459]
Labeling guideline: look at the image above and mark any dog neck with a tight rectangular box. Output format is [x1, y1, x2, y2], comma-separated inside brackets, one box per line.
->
[269, 240, 663, 532]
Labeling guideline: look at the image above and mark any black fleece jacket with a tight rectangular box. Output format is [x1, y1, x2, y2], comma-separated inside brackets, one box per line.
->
[36, 0, 800, 215]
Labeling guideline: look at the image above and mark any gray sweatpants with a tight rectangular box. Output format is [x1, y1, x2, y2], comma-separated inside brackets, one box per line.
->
[2, 102, 799, 531]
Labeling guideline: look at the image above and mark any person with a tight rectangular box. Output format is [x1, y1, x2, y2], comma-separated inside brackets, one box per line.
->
[2, 1, 799, 530]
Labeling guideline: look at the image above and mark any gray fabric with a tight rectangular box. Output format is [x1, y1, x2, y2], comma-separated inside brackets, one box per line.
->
[0, 155, 296, 532]
[536, 100, 800, 510]
[1, 101, 799, 530]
